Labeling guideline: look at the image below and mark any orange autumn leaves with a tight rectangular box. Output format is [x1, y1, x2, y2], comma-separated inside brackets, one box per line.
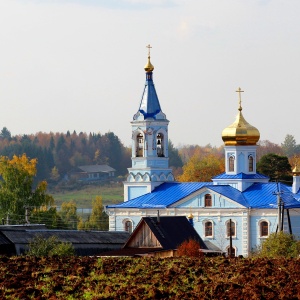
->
[178, 153, 225, 182]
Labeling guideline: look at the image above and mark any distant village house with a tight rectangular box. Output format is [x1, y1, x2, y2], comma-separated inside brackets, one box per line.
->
[70, 165, 116, 182]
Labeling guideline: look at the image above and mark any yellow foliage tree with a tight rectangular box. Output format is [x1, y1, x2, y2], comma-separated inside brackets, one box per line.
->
[59, 200, 79, 229]
[178, 153, 225, 182]
[0, 154, 54, 223]
[79, 196, 108, 230]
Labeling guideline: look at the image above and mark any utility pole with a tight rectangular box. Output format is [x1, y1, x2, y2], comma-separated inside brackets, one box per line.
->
[229, 218, 233, 258]
[273, 183, 283, 233]
[25, 206, 30, 224]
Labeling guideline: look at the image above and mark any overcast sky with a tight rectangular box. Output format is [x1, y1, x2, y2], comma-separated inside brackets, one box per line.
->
[0, 0, 299, 147]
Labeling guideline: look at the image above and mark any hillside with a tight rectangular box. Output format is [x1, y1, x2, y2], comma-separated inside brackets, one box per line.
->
[50, 183, 124, 208]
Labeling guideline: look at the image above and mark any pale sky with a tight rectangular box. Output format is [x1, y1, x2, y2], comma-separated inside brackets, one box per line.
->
[0, 0, 300, 147]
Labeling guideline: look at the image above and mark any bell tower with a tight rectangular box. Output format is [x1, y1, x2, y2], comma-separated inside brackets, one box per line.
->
[124, 45, 174, 201]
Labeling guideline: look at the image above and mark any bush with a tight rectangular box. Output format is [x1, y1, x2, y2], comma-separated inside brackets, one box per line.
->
[27, 234, 75, 257]
[257, 232, 300, 258]
[177, 239, 203, 257]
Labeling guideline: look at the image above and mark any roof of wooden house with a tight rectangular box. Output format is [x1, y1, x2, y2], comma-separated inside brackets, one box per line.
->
[0, 226, 129, 256]
[78, 165, 116, 173]
[124, 216, 208, 250]
[0, 229, 128, 245]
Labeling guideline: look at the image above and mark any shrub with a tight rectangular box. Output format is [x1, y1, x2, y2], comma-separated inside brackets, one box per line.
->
[257, 231, 300, 258]
[27, 234, 75, 257]
[177, 239, 203, 257]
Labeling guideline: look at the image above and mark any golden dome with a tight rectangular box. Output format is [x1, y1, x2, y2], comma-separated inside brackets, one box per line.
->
[292, 165, 300, 175]
[222, 88, 260, 146]
[144, 55, 154, 72]
[188, 213, 194, 219]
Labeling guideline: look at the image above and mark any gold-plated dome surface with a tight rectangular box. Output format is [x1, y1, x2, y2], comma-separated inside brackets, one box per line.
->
[188, 213, 194, 219]
[144, 56, 154, 72]
[292, 165, 300, 175]
[144, 44, 154, 72]
[222, 88, 260, 146]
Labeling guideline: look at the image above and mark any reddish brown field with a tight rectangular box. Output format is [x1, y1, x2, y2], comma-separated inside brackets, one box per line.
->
[0, 256, 300, 299]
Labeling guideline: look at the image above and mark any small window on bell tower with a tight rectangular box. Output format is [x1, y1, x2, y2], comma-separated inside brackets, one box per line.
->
[157, 133, 164, 157]
[136, 133, 144, 157]
[248, 155, 254, 172]
[229, 155, 235, 172]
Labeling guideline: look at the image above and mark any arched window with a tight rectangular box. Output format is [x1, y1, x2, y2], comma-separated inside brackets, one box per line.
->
[124, 220, 133, 234]
[260, 221, 269, 237]
[204, 221, 213, 237]
[205, 194, 212, 207]
[248, 155, 254, 172]
[226, 220, 236, 237]
[136, 133, 144, 157]
[156, 133, 164, 157]
[229, 155, 235, 172]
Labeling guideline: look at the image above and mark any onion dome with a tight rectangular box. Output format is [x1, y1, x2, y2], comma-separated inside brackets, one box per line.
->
[188, 213, 194, 219]
[144, 44, 154, 72]
[292, 165, 300, 176]
[144, 55, 154, 72]
[222, 88, 260, 146]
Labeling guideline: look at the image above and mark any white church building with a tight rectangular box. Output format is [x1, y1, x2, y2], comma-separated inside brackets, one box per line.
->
[106, 49, 300, 257]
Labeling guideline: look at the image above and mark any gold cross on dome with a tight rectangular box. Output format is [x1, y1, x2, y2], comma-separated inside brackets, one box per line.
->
[236, 87, 244, 111]
[146, 44, 152, 57]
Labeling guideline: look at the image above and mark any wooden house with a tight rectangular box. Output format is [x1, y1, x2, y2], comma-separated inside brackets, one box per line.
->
[70, 165, 116, 182]
[101, 216, 222, 257]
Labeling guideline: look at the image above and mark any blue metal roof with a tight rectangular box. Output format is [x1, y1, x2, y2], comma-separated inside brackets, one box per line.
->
[207, 185, 249, 207]
[108, 181, 300, 210]
[243, 182, 300, 209]
[138, 72, 162, 119]
[213, 172, 269, 180]
[107, 182, 213, 209]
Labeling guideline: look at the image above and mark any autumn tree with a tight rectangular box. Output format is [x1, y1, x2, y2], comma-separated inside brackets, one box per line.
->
[257, 140, 283, 160]
[177, 239, 203, 257]
[257, 153, 292, 183]
[30, 206, 66, 229]
[0, 154, 54, 223]
[78, 196, 108, 230]
[59, 200, 79, 229]
[50, 166, 60, 182]
[178, 153, 225, 182]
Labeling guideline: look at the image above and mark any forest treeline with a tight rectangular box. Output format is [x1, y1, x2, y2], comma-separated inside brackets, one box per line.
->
[0, 126, 299, 185]
[0, 127, 131, 183]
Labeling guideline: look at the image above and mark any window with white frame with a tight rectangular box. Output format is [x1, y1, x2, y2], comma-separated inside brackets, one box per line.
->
[204, 221, 213, 237]
[124, 220, 133, 234]
[248, 155, 254, 172]
[204, 194, 212, 207]
[156, 133, 164, 157]
[136, 133, 144, 157]
[229, 155, 235, 172]
[260, 220, 269, 237]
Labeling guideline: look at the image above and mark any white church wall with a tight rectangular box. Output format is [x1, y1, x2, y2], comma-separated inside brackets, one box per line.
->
[249, 214, 277, 253]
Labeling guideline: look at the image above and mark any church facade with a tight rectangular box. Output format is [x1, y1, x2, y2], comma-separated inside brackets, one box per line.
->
[106, 50, 300, 257]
